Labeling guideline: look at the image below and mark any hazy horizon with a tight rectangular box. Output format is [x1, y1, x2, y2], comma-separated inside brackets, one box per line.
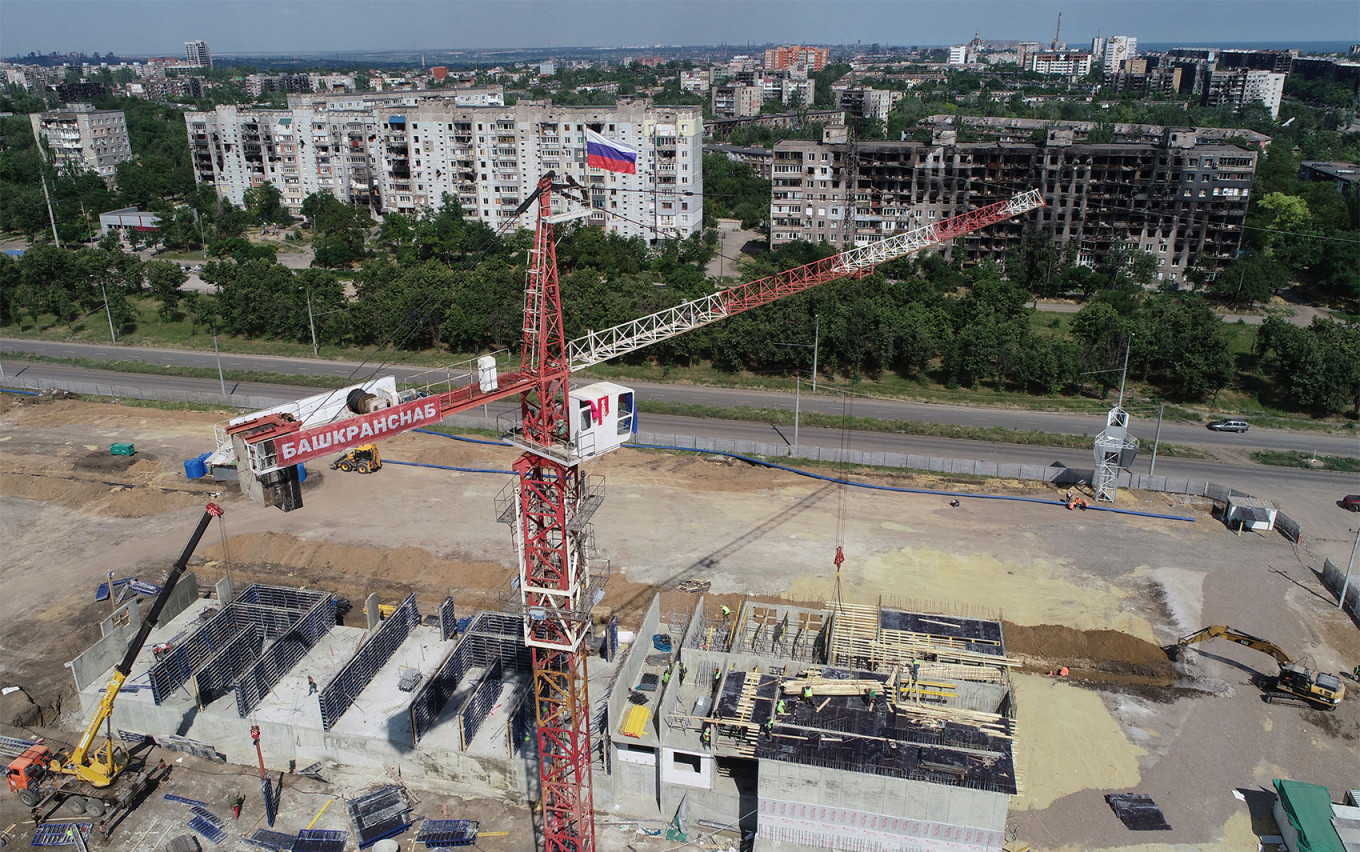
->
[3, 1, 1357, 59]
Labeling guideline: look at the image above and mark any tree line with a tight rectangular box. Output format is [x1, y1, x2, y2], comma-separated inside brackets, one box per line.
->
[5, 191, 1357, 416]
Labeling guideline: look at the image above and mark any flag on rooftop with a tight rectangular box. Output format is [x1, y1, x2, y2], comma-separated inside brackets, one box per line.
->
[585, 129, 637, 174]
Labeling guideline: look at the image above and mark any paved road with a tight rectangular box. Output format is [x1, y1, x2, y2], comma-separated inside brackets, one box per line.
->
[4, 355, 1357, 568]
[4, 338, 1356, 458]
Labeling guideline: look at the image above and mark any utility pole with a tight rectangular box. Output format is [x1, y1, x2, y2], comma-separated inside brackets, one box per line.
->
[1149, 402, 1165, 475]
[812, 314, 820, 393]
[793, 375, 800, 456]
[304, 287, 318, 358]
[1339, 526, 1359, 612]
[100, 281, 117, 343]
[40, 169, 61, 248]
[214, 335, 226, 395]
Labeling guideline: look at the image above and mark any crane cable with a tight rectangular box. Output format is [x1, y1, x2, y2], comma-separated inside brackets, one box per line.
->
[833, 392, 852, 616]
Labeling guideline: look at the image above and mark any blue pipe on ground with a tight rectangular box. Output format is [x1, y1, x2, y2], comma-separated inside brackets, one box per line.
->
[400, 428, 1196, 523]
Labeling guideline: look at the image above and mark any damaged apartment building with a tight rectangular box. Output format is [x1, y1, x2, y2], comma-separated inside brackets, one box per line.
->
[186, 92, 703, 242]
[770, 120, 1260, 283]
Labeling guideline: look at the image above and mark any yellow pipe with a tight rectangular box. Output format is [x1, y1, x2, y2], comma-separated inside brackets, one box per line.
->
[306, 798, 332, 829]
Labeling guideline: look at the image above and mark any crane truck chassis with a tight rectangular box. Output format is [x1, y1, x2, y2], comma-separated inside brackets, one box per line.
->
[1167, 625, 1345, 710]
[5, 504, 224, 823]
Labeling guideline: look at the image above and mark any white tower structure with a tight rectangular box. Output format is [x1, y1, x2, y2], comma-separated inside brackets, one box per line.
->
[1094, 406, 1139, 502]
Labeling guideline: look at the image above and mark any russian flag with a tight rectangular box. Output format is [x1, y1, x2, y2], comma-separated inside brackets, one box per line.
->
[585, 129, 637, 174]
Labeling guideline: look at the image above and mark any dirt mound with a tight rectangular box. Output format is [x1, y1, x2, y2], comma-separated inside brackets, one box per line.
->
[0, 687, 42, 727]
[0, 469, 203, 517]
[1003, 621, 1176, 685]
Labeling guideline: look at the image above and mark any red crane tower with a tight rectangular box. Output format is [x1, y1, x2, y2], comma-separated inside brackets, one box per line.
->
[215, 178, 1044, 852]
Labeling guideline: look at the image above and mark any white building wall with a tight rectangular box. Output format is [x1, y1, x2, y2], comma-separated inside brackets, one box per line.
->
[188, 97, 702, 239]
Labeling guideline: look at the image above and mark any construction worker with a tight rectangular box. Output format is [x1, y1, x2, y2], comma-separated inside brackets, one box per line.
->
[1352, 664, 1360, 681]
[912, 659, 921, 683]
[231, 794, 245, 819]
[867, 688, 878, 711]
[662, 667, 672, 687]
[307, 676, 318, 695]
[720, 604, 732, 620]
[762, 719, 774, 741]
[700, 725, 711, 746]
[1058, 666, 1070, 677]
[801, 684, 814, 702]
[776, 698, 787, 715]
[713, 667, 722, 684]
[678, 663, 687, 684]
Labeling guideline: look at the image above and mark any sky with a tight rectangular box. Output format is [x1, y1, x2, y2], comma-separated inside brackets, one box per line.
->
[2, 0, 1357, 57]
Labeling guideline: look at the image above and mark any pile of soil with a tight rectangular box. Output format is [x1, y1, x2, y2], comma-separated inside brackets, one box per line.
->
[0, 687, 42, 727]
[1004, 621, 1176, 685]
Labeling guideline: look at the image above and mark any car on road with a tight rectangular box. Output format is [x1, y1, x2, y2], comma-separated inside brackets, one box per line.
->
[1343, 495, 1360, 512]
[1207, 419, 1250, 433]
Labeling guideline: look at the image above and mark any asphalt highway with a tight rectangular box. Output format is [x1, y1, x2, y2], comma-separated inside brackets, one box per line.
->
[4, 338, 1357, 458]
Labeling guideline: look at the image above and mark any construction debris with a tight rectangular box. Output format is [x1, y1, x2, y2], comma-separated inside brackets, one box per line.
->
[1105, 792, 1171, 831]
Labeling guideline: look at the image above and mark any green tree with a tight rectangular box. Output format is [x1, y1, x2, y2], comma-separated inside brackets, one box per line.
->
[243, 182, 290, 226]
[145, 260, 187, 321]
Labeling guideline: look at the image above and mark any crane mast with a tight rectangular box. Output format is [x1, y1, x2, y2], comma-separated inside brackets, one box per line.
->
[508, 174, 597, 852]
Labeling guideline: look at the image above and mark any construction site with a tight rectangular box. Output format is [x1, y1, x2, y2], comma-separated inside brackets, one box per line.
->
[2, 179, 1358, 852]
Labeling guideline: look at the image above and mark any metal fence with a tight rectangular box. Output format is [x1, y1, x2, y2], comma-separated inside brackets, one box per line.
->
[0, 375, 293, 410]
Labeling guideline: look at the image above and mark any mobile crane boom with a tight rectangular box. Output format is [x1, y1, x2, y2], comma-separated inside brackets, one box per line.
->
[59, 503, 224, 786]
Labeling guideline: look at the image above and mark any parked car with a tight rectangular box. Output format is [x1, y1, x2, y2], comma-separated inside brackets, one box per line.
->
[1343, 495, 1360, 512]
[1206, 419, 1249, 433]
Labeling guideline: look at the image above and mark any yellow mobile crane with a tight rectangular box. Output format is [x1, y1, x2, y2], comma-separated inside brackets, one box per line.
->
[1168, 625, 1345, 710]
[5, 504, 224, 817]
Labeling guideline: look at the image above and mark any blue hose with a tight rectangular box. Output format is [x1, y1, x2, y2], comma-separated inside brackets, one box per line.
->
[413, 428, 509, 447]
[629, 443, 1197, 523]
[0, 388, 38, 396]
[398, 429, 1196, 523]
[384, 460, 516, 475]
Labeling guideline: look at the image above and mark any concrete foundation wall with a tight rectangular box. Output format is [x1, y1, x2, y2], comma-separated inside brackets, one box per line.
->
[70, 600, 142, 691]
[159, 570, 202, 625]
[1322, 557, 1360, 619]
[757, 761, 1008, 851]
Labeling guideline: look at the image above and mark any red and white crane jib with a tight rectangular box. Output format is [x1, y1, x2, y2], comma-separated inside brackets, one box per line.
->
[225, 189, 1043, 481]
[565, 189, 1045, 371]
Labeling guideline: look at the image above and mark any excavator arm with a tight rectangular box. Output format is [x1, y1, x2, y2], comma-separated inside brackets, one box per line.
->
[60, 504, 224, 786]
[1170, 625, 1295, 666]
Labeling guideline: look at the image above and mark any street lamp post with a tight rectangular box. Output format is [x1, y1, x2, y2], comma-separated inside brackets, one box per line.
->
[100, 281, 117, 343]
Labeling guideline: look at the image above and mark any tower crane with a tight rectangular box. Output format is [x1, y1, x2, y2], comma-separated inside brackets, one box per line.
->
[213, 176, 1043, 852]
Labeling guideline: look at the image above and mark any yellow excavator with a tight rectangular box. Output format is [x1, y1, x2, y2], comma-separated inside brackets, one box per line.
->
[332, 444, 382, 474]
[1168, 625, 1345, 710]
[6, 504, 223, 816]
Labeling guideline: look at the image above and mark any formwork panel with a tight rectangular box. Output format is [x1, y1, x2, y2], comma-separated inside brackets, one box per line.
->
[457, 659, 503, 750]
[438, 596, 457, 641]
[234, 595, 334, 717]
[319, 594, 418, 732]
[408, 639, 474, 747]
[193, 624, 264, 707]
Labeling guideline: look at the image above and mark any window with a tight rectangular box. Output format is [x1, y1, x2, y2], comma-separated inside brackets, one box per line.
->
[671, 752, 701, 773]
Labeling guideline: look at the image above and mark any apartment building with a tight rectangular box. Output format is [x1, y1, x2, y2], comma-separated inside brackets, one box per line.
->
[184, 40, 212, 70]
[711, 83, 763, 118]
[835, 87, 904, 121]
[30, 104, 132, 184]
[186, 94, 703, 242]
[1203, 68, 1286, 118]
[1029, 51, 1093, 77]
[764, 45, 829, 72]
[1102, 36, 1137, 73]
[770, 125, 1256, 283]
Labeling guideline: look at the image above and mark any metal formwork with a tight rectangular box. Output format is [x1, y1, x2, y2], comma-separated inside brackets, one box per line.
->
[193, 624, 264, 708]
[318, 594, 419, 732]
[234, 594, 335, 717]
[438, 596, 457, 641]
[148, 584, 330, 705]
[407, 612, 532, 747]
[457, 659, 503, 750]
